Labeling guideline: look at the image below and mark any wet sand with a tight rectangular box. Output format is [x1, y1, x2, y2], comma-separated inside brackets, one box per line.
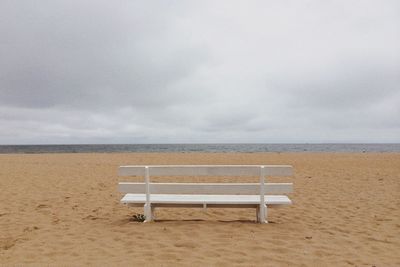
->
[1, 152, 399, 266]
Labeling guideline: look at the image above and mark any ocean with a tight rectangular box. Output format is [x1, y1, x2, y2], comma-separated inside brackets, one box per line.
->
[0, 143, 399, 153]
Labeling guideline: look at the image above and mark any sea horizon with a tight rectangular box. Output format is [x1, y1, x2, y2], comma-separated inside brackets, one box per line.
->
[1, 143, 399, 154]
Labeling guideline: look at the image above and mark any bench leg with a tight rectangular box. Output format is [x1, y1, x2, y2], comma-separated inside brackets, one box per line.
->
[257, 204, 268, 224]
[144, 203, 153, 222]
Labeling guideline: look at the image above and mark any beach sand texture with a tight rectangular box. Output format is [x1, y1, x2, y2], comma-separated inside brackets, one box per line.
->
[1, 152, 399, 266]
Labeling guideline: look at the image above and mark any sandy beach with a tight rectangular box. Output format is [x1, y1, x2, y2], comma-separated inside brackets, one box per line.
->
[0, 152, 399, 266]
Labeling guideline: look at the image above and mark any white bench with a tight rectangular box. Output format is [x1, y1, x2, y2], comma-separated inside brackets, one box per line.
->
[118, 165, 293, 223]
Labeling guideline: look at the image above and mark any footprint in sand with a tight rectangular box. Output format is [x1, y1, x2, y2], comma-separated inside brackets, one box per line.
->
[1, 238, 18, 250]
[173, 241, 197, 249]
[36, 204, 50, 209]
[23, 226, 40, 232]
[83, 215, 101, 220]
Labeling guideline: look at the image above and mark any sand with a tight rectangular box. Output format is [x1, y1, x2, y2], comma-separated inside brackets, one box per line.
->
[0, 152, 399, 266]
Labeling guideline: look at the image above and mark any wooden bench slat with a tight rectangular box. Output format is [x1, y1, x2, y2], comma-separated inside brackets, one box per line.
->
[121, 194, 292, 205]
[118, 182, 293, 195]
[118, 165, 293, 177]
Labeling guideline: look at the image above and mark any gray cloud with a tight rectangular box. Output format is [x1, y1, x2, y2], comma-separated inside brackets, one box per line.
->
[0, 0, 210, 110]
[0, 0, 399, 144]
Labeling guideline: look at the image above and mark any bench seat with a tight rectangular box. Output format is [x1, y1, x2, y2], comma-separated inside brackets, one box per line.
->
[121, 194, 292, 206]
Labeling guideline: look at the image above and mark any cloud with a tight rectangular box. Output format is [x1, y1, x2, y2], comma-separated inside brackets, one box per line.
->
[0, 0, 399, 144]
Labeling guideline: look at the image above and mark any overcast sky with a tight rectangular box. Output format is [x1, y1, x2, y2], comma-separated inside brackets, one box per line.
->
[0, 0, 399, 144]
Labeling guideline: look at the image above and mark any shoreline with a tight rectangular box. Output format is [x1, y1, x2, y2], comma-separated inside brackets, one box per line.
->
[2, 152, 400, 155]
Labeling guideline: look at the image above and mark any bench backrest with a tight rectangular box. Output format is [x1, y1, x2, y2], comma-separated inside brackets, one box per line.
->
[118, 165, 293, 195]
[118, 182, 293, 195]
[119, 165, 292, 177]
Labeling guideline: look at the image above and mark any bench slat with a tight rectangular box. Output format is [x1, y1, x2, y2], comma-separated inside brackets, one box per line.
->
[121, 194, 292, 205]
[118, 182, 293, 195]
[118, 165, 293, 177]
